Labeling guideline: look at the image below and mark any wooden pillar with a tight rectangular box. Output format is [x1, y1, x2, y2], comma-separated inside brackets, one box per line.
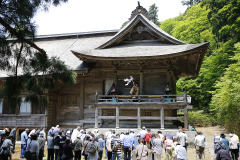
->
[79, 77, 84, 120]
[184, 106, 188, 129]
[95, 107, 98, 129]
[184, 90, 188, 129]
[140, 68, 143, 95]
[99, 108, 103, 127]
[137, 107, 141, 129]
[57, 94, 61, 124]
[160, 107, 164, 129]
[45, 93, 48, 128]
[16, 128, 20, 141]
[116, 106, 119, 129]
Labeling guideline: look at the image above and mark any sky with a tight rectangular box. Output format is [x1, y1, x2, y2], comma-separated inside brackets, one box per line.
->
[34, 0, 187, 35]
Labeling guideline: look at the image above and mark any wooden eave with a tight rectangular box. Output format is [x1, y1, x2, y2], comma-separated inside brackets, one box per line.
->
[71, 42, 209, 62]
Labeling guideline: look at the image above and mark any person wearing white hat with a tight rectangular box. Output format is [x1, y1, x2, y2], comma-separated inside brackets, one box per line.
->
[214, 136, 226, 154]
[215, 135, 231, 160]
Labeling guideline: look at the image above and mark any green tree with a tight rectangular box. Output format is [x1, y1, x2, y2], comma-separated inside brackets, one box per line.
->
[161, 3, 219, 111]
[148, 3, 160, 25]
[211, 43, 240, 135]
[0, 0, 77, 109]
[181, 0, 203, 8]
[202, 0, 240, 45]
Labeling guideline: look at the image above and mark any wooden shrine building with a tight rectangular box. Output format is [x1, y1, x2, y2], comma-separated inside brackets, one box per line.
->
[0, 4, 208, 130]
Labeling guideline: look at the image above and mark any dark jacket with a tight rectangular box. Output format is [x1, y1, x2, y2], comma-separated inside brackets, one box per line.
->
[216, 149, 231, 160]
[63, 144, 74, 158]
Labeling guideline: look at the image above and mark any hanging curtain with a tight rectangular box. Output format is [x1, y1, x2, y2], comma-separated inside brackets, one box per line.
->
[105, 79, 113, 95]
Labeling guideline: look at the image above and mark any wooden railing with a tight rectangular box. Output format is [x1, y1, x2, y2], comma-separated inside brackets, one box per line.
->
[0, 114, 46, 128]
[96, 94, 191, 105]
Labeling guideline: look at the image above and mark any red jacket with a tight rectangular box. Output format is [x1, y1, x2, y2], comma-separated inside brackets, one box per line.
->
[145, 133, 152, 142]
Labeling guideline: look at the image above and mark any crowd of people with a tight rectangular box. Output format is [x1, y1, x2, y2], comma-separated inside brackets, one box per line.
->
[214, 133, 239, 160]
[0, 125, 239, 160]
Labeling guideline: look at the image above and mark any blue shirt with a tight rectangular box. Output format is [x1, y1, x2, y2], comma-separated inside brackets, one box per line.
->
[48, 129, 54, 137]
[21, 131, 28, 145]
[221, 138, 229, 152]
[133, 137, 139, 150]
[123, 135, 133, 147]
[164, 134, 173, 140]
[98, 138, 105, 151]
[53, 128, 60, 137]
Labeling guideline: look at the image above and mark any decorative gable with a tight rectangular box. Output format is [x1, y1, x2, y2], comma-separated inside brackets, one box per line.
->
[97, 4, 185, 49]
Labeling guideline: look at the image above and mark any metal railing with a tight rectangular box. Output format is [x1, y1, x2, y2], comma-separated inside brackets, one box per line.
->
[96, 94, 191, 104]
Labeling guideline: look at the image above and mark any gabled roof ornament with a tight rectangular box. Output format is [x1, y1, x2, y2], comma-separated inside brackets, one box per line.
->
[129, 1, 149, 21]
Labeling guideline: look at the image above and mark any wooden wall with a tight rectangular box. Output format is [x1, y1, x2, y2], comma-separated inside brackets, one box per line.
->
[57, 83, 81, 123]
[47, 61, 178, 128]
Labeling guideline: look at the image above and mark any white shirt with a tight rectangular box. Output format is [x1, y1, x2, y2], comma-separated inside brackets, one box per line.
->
[81, 134, 86, 142]
[176, 132, 188, 146]
[120, 134, 125, 141]
[28, 129, 36, 137]
[195, 135, 205, 147]
[105, 131, 112, 140]
[229, 137, 238, 149]
[71, 129, 79, 142]
[176, 145, 187, 160]
[158, 133, 164, 141]
[1, 139, 12, 148]
[139, 130, 147, 139]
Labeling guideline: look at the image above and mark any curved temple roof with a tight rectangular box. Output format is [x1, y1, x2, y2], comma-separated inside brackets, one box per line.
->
[72, 41, 209, 61]
[71, 10, 208, 61]
[70, 6, 209, 78]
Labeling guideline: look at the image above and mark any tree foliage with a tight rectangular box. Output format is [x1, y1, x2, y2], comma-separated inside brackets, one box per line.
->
[161, 1, 240, 133]
[211, 43, 240, 134]
[148, 3, 160, 26]
[0, 0, 77, 110]
[181, 0, 203, 8]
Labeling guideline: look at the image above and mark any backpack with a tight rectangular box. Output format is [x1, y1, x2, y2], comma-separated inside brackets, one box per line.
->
[54, 136, 60, 146]
[88, 142, 97, 154]
[1, 147, 10, 156]
[112, 140, 120, 152]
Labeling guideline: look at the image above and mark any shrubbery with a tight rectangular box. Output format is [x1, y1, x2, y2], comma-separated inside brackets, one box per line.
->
[188, 110, 216, 127]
